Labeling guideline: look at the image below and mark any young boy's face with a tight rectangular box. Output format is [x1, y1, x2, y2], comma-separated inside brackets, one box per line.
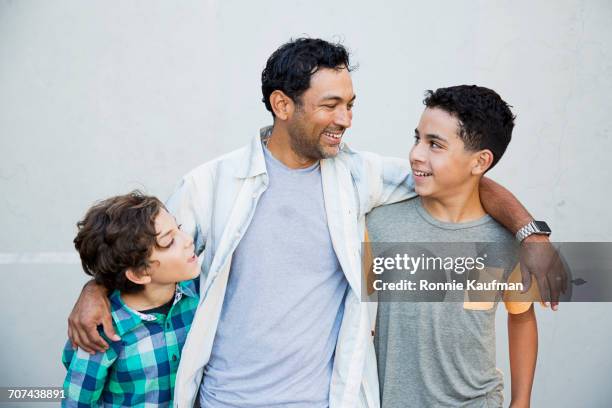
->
[145, 209, 200, 284]
[410, 107, 484, 199]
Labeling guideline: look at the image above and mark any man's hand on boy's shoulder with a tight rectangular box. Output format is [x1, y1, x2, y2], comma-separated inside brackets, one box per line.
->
[68, 280, 120, 354]
[519, 235, 569, 311]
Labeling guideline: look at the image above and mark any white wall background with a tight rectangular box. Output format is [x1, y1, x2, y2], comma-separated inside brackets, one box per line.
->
[1, 0, 611, 406]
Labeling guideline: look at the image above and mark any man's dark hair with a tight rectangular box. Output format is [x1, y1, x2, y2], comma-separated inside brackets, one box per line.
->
[423, 85, 516, 170]
[73, 191, 165, 293]
[261, 37, 353, 116]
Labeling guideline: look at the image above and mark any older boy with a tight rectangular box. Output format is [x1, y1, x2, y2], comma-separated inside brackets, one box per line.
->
[367, 85, 538, 407]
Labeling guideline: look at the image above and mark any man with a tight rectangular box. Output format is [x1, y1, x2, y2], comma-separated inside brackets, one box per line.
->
[68, 38, 559, 407]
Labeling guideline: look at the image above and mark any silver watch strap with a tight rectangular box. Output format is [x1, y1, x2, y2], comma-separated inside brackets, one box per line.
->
[515, 221, 536, 242]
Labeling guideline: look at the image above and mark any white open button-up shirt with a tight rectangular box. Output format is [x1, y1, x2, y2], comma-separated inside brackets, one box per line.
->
[167, 127, 415, 408]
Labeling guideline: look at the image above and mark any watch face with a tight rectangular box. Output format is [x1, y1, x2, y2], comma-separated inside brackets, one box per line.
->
[534, 221, 551, 233]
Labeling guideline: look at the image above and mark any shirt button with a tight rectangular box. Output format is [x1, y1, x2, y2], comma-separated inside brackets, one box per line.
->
[166, 322, 171, 329]
[172, 355, 177, 362]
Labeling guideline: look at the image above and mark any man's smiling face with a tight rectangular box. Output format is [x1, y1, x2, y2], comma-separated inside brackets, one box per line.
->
[287, 67, 355, 160]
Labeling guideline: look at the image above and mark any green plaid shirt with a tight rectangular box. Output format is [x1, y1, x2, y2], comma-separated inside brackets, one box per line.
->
[62, 278, 199, 407]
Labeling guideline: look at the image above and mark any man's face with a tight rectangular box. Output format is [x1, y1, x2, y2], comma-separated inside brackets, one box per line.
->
[286, 67, 355, 160]
[410, 107, 480, 199]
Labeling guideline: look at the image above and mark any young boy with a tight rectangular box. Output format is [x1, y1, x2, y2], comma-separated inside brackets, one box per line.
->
[62, 191, 201, 407]
[367, 85, 538, 407]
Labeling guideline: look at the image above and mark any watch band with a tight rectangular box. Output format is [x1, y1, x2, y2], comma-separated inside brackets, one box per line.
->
[515, 220, 552, 242]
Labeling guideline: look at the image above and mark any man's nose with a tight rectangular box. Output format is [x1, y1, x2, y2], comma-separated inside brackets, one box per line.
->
[334, 106, 352, 129]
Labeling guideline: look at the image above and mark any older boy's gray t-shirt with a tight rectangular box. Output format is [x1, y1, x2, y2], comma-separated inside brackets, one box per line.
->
[199, 145, 348, 407]
[366, 198, 518, 408]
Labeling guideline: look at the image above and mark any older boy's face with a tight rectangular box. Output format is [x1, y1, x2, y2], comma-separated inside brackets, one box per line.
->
[147, 209, 200, 284]
[410, 107, 480, 199]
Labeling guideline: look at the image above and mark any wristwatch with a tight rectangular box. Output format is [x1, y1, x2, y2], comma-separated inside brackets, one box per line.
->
[515, 220, 552, 242]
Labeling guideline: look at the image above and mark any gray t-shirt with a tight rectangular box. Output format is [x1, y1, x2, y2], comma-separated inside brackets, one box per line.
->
[199, 146, 348, 407]
[366, 198, 518, 408]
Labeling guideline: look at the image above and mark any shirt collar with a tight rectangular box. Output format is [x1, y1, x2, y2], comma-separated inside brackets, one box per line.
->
[109, 281, 197, 336]
[235, 125, 356, 179]
[235, 126, 270, 179]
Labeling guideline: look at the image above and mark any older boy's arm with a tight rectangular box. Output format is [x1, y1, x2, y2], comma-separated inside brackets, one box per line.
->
[479, 177, 567, 310]
[67, 280, 118, 353]
[508, 304, 538, 408]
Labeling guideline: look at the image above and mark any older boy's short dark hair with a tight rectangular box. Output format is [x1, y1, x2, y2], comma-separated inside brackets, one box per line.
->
[423, 85, 516, 170]
[74, 191, 165, 293]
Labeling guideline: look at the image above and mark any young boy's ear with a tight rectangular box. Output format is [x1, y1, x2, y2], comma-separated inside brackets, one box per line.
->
[125, 268, 152, 285]
[472, 149, 494, 175]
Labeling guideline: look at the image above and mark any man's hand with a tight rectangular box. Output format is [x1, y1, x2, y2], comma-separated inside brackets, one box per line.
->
[67, 280, 119, 354]
[519, 235, 569, 311]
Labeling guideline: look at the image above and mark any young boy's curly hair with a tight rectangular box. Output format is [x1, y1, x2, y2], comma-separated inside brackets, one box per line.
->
[74, 191, 165, 293]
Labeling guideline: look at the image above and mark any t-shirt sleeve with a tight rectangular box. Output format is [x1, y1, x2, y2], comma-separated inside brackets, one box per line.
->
[62, 340, 118, 407]
[503, 263, 539, 314]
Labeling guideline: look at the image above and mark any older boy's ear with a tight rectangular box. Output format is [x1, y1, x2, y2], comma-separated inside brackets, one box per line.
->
[125, 268, 151, 285]
[472, 150, 494, 175]
[269, 90, 294, 121]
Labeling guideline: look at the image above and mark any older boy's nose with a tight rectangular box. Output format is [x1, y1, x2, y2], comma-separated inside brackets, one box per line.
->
[410, 144, 426, 163]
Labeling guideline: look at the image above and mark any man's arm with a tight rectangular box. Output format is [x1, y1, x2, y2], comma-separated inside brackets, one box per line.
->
[508, 304, 538, 408]
[479, 177, 533, 235]
[67, 281, 117, 353]
[479, 177, 567, 309]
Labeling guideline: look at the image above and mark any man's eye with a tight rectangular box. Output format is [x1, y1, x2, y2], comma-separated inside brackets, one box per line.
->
[430, 141, 441, 149]
[323, 104, 336, 109]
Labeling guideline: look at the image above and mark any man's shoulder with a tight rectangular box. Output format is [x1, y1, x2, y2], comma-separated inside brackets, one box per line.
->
[183, 143, 251, 181]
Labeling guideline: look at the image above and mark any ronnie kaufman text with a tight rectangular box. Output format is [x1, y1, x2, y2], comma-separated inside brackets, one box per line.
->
[372, 279, 524, 292]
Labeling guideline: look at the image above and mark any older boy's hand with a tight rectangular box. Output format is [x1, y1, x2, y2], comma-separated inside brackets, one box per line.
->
[67, 280, 119, 354]
[519, 235, 569, 311]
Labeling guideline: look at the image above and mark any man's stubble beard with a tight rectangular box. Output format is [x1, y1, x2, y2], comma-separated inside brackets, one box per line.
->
[287, 111, 335, 161]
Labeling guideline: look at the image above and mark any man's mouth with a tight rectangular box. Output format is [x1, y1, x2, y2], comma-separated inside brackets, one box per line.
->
[413, 170, 433, 177]
[322, 129, 343, 141]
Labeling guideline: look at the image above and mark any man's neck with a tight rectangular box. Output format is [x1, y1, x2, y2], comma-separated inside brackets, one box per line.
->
[121, 282, 176, 312]
[421, 183, 486, 224]
[266, 125, 318, 169]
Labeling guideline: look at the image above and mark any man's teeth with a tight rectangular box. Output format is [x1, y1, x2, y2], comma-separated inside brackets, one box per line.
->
[323, 131, 342, 139]
[414, 170, 432, 177]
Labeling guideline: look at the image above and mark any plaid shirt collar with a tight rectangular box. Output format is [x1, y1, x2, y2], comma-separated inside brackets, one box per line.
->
[109, 279, 199, 336]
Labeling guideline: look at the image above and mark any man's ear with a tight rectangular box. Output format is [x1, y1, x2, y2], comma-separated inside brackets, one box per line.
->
[472, 149, 494, 175]
[125, 268, 152, 285]
[269, 90, 295, 121]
